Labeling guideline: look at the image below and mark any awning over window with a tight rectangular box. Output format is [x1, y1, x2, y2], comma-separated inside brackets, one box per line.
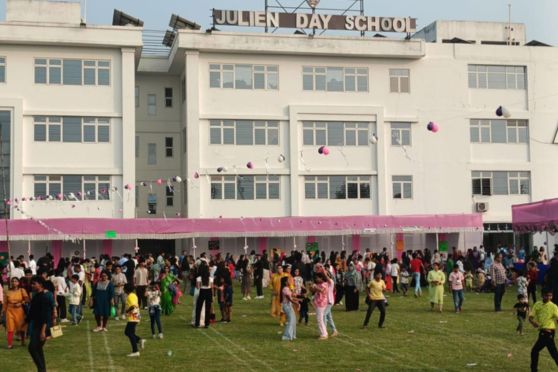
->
[512, 198, 558, 233]
[0, 213, 483, 241]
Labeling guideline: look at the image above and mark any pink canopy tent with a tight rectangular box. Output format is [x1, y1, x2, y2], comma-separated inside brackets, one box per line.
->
[512, 198, 558, 232]
[0, 213, 483, 241]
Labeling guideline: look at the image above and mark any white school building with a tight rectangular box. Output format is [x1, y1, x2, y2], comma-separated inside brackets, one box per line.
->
[1, 0, 558, 258]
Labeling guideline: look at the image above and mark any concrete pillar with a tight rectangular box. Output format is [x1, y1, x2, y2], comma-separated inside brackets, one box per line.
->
[185, 51, 200, 218]
[121, 48, 136, 218]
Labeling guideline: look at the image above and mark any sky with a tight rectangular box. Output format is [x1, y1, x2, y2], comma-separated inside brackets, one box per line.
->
[0, 0, 557, 44]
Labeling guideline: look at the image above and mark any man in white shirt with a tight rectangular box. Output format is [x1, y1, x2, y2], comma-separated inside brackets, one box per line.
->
[10, 261, 25, 279]
[111, 265, 128, 320]
[28, 255, 37, 275]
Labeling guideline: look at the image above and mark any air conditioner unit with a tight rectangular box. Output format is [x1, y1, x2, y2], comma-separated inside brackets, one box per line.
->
[476, 202, 489, 213]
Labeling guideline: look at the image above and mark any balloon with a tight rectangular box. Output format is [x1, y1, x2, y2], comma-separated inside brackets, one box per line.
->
[368, 134, 378, 144]
[502, 106, 511, 118]
[5, 199, 10, 205]
[193, 171, 200, 179]
[57, 193, 63, 200]
[427, 122, 434, 131]
[111, 186, 118, 192]
[156, 179, 163, 185]
[496, 106, 503, 117]
[124, 184, 133, 190]
[322, 146, 330, 155]
[217, 166, 227, 173]
[21, 197, 26, 201]
[246, 161, 254, 169]
[278, 154, 286, 163]
[71, 204, 76, 208]
[173, 176, 182, 183]
[318, 146, 324, 154]
[431, 123, 440, 133]
[141, 181, 148, 187]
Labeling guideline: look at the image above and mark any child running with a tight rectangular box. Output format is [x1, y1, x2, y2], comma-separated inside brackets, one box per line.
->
[124, 284, 144, 357]
[362, 271, 387, 329]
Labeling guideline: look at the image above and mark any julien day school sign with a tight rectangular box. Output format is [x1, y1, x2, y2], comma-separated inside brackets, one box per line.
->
[213, 9, 416, 33]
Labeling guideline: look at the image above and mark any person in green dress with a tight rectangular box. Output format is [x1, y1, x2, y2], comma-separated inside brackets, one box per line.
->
[428, 262, 446, 313]
[160, 266, 177, 315]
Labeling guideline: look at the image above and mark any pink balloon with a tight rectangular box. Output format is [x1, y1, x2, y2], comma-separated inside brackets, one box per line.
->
[57, 193, 63, 200]
[322, 146, 330, 155]
[246, 161, 254, 169]
[156, 179, 163, 185]
[124, 184, 133, 190]
[193, 172, 200, 179]
[431, 123, 440, 133]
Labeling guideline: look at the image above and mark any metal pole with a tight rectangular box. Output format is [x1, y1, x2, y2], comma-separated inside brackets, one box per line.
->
[265, 0, 269, 33]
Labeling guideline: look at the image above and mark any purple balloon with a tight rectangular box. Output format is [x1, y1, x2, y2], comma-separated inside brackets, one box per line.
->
[318, 145, 324, 154]
[496, 106, 503, 117]
[427, 122, 434, 131]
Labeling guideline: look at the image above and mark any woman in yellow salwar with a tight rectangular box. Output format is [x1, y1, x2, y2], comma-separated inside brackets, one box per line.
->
[427, 262, 445, 313]
[2, 277, 30, 349]
[271, 266, 288, 325]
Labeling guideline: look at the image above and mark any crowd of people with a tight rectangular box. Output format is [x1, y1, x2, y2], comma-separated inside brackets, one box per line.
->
[1, 243, 558, 371]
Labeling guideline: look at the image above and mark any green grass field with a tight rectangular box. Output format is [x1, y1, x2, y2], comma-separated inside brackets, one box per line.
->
[0, 285, 554, 371]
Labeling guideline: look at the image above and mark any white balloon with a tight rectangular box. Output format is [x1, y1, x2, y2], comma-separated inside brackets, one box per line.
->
[278, 154, 286, 163]
[502, 106, 511, 118]
[368, 133, 378, 144]
[175, 176, 182, 183]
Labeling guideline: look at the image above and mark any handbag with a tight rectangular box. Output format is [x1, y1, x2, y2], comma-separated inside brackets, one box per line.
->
[50, 325, 63, 338]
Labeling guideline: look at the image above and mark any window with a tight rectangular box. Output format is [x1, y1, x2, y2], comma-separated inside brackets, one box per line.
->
[34, 117, 109, 143]
[148, 193, 157, 214]
[165, 137, 173, 157]
[470, 119, 528, 144]
[468, 65, 526, 89]
[392, 176, 413, 199]
[211, 175, 280, 200]
[33, 175, 110, 200]
[135, 86, 139, 108]
[210, 120, 279, 145]
[135, 136, 139, 157]
[390, 69, 410, 93]
[181, 77, 186, 101]
[147, 143, 156, 165]
[471, 171, 530, 196]
[0, 57, 5, 83]
[305, 176, 371, 199]
[182, 128, 187, 153]
[303, 121, 370, 146]
[165, 88, 173, 107]
[35, 58, 110, 86]
[303, 66, 368, 92]
[166, 186, 174, 206]
[391, 123, 411, 146]
[147, 94, 156, 115]
[209, 63, 279, 90]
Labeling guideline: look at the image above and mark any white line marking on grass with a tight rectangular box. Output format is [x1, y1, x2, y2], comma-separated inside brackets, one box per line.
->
[180, 316, 257, 372]
[85, 321, 94, 372]
[209, 326, 276, 371]
[101, 329, 116, 372]
[198, 328, 258, 372]
[339, 332, 441, 371]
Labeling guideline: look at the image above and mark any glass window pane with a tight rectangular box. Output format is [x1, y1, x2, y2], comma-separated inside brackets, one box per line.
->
[487, 71, 506, 89]
[509, 179, 519, 194]
[236, 120, 253, 145]
[147, 143, 156, 165]
[393, 183, 402, 199]
[327, 122, 344, 146]
[254, 128, 266, 145]
[83, 126, 96, 142]
[507, 125, 517, 143]
[84, 68, 95, 85]
[326, 67, 343, 91]
[520, 179, 530, 194]
[491, 120, 507, 143]
[492, 172, 508, 195]
[317, 183, 328, 199]
[329, 176, 345, 199]
[470, 127, 479, 143]
[63, 117, 82, 142]
[267, 72, 278, 89]
[223, 72, 234, 88]
[303, 129, 313, 145]
[210, 127, 221, 144]
[316, 129, 326, 145]
[63, 175, 82, 196]
[98, 69, 110, 85]
[400, 77, 409, 93]
[35, 66, 47, 84]
[211, 183, 222, 199]
[468, 73, 476, 88]
[223, 128, 234, 144]
[255, 183, 267, 199]
[49, 182, 61, 198]
[210, 71, 221, 88]
[235, 65, 252, 89]
[345, 130, 356, 146]
[345, 75, 355, 92]
[360, 183, 370, 199]
[518, 126, 528, 143]
[48, 124, 61, 142]
[98, 126, 109, 142]
[98, 183, 110, 200]
[254, 73, 265, 89]
[401, 130, 411, 146]
[315, 75, 326, 91]
[347, 183, 358, 199]
[403, 183, 412, 198]
[305, 183, 315, 198]
[268, 128, 279, 145]
[224, 183, 235, 199]
[268, 183, 279, 199]
[63, 60, 82, 85]
[49, 67, 61, 84]
[34, 125, 46, 141]
[34, 183, 47, 197]
[237, 176, 254, 200]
